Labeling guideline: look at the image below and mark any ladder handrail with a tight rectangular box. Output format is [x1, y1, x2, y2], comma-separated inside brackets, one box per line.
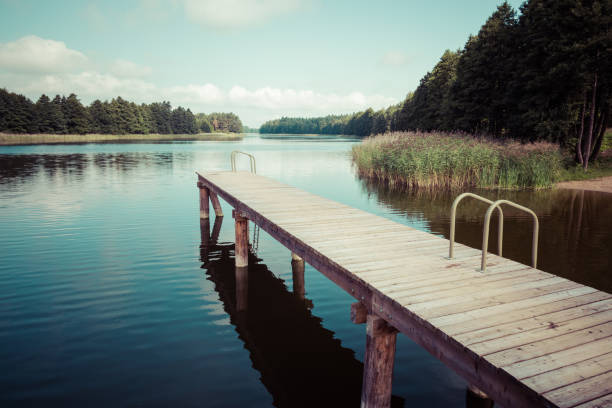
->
[231, 151, 256, 174]
[481, 200, 539, 272]
[449, 193, 503, 259]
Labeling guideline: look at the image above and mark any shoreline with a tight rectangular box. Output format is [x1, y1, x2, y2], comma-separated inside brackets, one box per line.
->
[0, 132, 243, 146]
[555, 176, 612, 194]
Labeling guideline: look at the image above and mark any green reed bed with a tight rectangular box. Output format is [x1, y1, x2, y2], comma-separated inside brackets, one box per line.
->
[352, 131, 563, 190]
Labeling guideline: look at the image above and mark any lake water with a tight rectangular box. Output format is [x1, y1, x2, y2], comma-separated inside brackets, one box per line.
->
[1, 134, 610, 407]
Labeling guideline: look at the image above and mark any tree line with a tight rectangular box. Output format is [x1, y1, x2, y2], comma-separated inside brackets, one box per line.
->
[0, 89, 243, 135]
[260, 0, 611, 168]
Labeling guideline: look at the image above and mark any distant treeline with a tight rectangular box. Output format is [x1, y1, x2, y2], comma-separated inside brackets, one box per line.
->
[0, 89, 243, 135]
[261, 0, 611, 166]
[259, 110, 399, 137]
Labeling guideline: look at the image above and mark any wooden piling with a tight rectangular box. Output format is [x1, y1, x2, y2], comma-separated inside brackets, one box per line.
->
[211, 215, 223, 244]
[198, 184, 210, 219]
[350, 302, 368, 325]
[236, 266, 248, 312]
[200, 218, 210, 263]
[466, 384, 494, 408]
[234, 211, 249, 268]
[291, 253, 305, 299]
[361, 314, 398, 408]
[210, 191, 224, 217]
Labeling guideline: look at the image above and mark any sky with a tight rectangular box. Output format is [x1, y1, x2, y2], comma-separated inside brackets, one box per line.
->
[0, 0, 524, 127]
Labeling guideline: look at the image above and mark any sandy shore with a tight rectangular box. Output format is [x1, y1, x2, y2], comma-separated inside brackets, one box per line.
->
[556, 176, 612, 194]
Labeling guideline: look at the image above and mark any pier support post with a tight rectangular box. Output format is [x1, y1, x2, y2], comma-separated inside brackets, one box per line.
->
[361, 314, 398, 408]
[234, 211, 249, 268]
[210, 191, 224, 217]
[291, 253, 305, 299]
[199, 218, 210, 263]
[211, 216, 223, 244]
[466, 384, 494, 408]
[351, 302, 368, 324]
[198, 182, 210, 220]
[235, 266, 248, 312]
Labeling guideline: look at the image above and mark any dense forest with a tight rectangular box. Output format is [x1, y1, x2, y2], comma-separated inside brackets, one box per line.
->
[0, 89, 243, 135]
[260, 0, 611, 167]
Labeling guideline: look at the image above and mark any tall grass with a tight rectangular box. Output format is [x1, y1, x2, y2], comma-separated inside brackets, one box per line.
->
[0, 132, 243, 145]
[352, 131, 563, 190]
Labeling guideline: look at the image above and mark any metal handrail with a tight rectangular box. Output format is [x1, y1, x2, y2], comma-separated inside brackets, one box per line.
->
[449, 193, 503, 259]
[481, 200, 539, 272]
[231, 151, 256, 174]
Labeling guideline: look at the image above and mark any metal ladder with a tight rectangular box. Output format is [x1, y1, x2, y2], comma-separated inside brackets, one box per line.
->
[231, 150, 256, 174]
[230, 150, 260, 253]
[449, 193, 539, 272]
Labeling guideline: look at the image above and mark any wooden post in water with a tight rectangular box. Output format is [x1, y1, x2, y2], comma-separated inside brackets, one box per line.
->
[211, 216, 223, 244]
[197, 182, 210, 220]
[291, 253, 305, 299]
[210, 191, 224, 217]
[235, 266, 248, 312]
[199, 218, 210, 263]
[361, 314, 397, 408]
[466, 384, 494, 408]
[234, 210, 249, 268]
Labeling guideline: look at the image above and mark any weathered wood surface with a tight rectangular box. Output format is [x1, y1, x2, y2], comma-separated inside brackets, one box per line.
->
[197, 171, 612, 408]
[361, 314, 398, 408]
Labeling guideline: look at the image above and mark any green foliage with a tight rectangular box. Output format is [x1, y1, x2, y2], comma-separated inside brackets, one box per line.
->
[352, 132, 563, 190]
[0, 89, 244, 136]
[0, 88, 37, 133]
[207, 112, 243, 133]
[262, 0, 611, 160]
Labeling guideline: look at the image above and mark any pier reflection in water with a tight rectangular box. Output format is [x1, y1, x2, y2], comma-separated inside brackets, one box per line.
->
[199, 216, 405, 407]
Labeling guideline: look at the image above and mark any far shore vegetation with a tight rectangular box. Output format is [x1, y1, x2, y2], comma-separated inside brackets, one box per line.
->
[0, 89, 244, 139]
[0, 132, 243, 146]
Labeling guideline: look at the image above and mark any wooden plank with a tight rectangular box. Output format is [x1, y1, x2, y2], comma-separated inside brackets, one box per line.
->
[484, 321, 612, 367]
[430, 286, 601, 328]
[455, 298, 612, 346]
[543, 371, 612, 408]
[522, 351, 612, 394]
[501, 334, 612, 380]
[574, 394, 612, 408]
[443, 292, 612, 337]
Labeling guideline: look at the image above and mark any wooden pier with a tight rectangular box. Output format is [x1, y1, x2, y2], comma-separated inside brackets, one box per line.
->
[197, 171, 612, 408]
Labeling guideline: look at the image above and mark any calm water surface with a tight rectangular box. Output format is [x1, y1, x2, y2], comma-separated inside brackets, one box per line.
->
[1, 134, 610, 407]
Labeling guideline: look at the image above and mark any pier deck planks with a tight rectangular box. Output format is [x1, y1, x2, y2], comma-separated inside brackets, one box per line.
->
[197, 171, 612, 408]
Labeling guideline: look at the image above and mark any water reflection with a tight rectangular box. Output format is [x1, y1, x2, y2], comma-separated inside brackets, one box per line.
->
[361, 179, 612, 293]
[0, 152, 183, 186]
[199, 216, 404, 407]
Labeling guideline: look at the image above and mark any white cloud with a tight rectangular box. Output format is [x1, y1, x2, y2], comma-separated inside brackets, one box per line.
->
[0, 35, 88, 73]
[183, 0, 302, 29]
[381, 51, 409, 67]
[13, 71, 156, 100]
[110, 59, 153, 78]
[0, 35, 399, 125]
[227, 86, 394, 112]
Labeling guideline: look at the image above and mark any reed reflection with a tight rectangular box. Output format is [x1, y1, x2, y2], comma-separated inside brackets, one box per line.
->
[361, 179, 612, 293]
[199, 216, 404, 407]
